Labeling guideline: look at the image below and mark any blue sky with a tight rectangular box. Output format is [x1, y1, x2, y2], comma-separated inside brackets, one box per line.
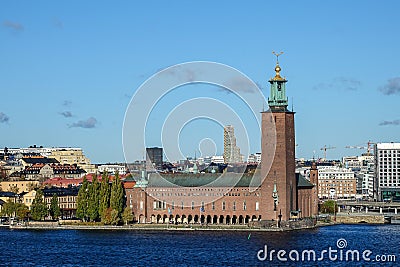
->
[1, 1, 399, 163]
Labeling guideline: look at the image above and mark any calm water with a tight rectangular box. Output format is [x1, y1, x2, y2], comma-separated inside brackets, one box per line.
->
[0, 224, 399, 266]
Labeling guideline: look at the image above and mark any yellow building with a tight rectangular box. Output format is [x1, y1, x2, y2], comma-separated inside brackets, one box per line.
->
[22, 190, 37, 210]
[49, 149, 97, 174]
[0, 181, 39, 193]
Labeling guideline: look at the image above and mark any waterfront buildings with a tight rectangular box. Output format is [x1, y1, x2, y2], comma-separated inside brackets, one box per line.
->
[374, 142, 400, 202]
[317, 166, 357, 199]
[343, 155, 375, 199]
[127, 61, 319, 224]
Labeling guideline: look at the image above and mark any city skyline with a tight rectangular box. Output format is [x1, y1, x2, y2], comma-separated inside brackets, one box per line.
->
[1, 1, 400, 163]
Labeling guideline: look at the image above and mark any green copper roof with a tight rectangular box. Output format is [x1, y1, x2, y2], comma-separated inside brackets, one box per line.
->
[147, 173, 262, 188]
[296, 173, 314, 188]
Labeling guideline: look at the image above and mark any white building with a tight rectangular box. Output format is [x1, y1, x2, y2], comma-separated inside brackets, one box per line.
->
[98, 164, 126, 175]
[211, 155, 224, 164]
[374, 143, 400, 201]
[247, 153, 261, 163]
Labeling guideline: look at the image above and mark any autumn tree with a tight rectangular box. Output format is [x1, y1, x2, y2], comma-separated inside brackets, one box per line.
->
[320, 200, 338, 214]
[122, 207, 133, 225]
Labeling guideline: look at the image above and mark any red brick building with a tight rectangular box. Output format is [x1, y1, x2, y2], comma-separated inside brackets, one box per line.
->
[125, 62, 318, 224]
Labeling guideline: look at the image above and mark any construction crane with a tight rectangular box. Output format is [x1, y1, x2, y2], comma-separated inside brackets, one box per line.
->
[345, 141, 375, 156]
[320, 145, 336, 159]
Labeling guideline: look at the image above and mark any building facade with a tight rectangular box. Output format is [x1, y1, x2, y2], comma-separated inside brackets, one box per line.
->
[318, 166, 356, 199]
[223, 125, 242, 163]
[98, 164, 127, 175]
[374, 143, 400, 202]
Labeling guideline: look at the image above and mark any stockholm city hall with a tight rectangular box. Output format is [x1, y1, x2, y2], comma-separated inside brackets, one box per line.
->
[125, 57, 319, 225]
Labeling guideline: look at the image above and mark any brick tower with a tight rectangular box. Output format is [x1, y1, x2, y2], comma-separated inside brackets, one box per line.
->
[260, 56, 297, 221]
[309, 162, 319, 216]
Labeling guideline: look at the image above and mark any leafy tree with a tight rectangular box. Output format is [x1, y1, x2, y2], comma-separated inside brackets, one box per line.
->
[122, 207, 133, 225]
[320, 200, 338, 214]
[0, 200, 29, 220]
[102, 207, 112, 225]
[15, 203, 29, 219]
[111, 209, 120, 225]
[31, 189, 48, 220]
[76, 176, 89, 222]
[49, 194, 61, 220]
[99, 172, 110, 221]
[110, 172, 124, 219]
[87, 175, 100, 222]
[0, 199, 15, 217]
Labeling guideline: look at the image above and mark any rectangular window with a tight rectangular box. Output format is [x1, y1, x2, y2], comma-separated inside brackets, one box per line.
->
[222, 201, 226, 210]
[191, 201, 194, 210]
[153, 201, 157, 210]
[256, 202, 259, 211]
[140, 201, 143, 210]
[233, 202, 236, 211]
[243, 201, 246, 211]
[212, 201, 215, 210]
[172, 201, 175, 210]
[181, 201, 184, 209]
[201, 201, 205, 210]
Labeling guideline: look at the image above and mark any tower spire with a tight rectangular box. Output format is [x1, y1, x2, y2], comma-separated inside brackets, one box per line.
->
[268, 51, 288, 111]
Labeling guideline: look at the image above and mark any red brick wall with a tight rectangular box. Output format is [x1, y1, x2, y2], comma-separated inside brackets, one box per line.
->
[261, 111, 296, 221]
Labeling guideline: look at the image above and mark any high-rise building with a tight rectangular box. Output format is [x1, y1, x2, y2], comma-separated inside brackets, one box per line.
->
[374, 143, 400, 202]
[223, 125, 242, 163]
[146, 147, 163, 171]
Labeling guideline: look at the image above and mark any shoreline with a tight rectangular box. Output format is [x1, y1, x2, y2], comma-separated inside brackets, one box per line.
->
[6, 222, 331, 232]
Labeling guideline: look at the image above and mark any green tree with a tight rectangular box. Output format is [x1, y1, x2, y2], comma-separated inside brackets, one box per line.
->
[122, 207, 133, 225]
[99, 172, 110, 221]
[31, 189, 48, 221]
[320, 200, 338, 214]
[110, 172, 124, 219]
[49, 194, 61, 220]
[76, 176, 89, 222]
[0, 199, 15, 217]
[87, 175, 100, 221]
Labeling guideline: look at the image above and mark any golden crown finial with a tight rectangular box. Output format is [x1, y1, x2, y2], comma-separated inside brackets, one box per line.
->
[272, 51, 284, 65]
[271, 51, 284, 80]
